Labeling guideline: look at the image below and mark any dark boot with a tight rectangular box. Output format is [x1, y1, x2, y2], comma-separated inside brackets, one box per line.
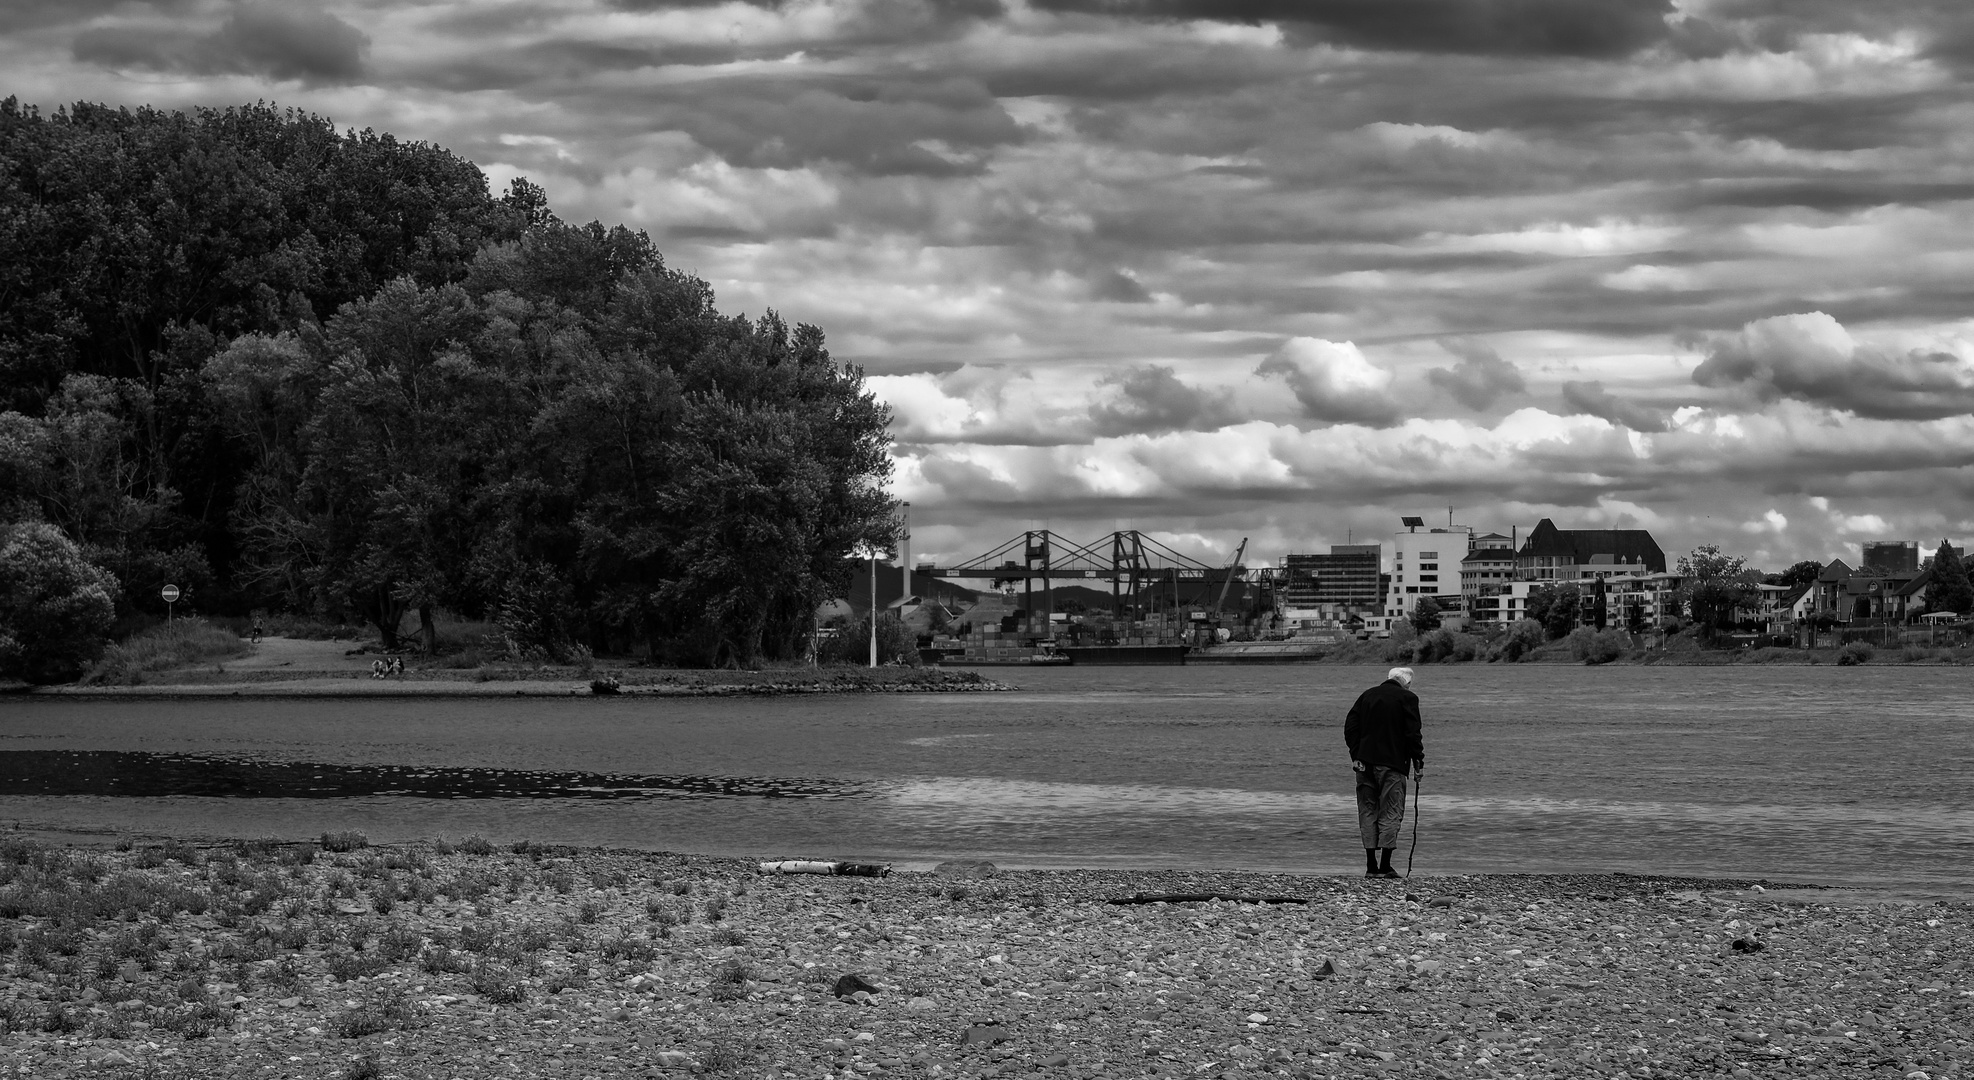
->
[1375, 848, 1399, 879]
[1364, 849, 1381, 877]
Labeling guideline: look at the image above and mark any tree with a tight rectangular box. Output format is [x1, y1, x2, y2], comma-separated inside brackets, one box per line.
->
[1677, 544, 1758, 636]
[1925, 540, 1973, 617]
[1626, 600, 1646, 634]
[1409, 596, 1442, 633]
[1524, 584, 1557, 629]
[1541, 583, 1580, 640]
[1766, 559, 1823, 588]
[1590, 578, 1608, 631]
[0, 522, 119, 683]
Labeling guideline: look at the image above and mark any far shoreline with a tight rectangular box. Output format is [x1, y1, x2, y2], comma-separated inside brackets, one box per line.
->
[23, 665, 1012, 699]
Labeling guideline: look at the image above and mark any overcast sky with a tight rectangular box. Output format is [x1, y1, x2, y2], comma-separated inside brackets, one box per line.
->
[15, 0, 1974, 571]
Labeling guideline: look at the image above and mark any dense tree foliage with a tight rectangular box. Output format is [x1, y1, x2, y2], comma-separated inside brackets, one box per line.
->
[1524, 582, 1580, 639]
[1925, 539, 1973, 617]
[1676, 544, 1758, 635]
[0, 521, 119, 682]
[1766, 559, 1823, 588]
[0, 100, 897, 666]
[1408, 595, 1441, 633]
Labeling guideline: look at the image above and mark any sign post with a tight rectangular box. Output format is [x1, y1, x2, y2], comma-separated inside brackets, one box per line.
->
[161, 584, 180, 622]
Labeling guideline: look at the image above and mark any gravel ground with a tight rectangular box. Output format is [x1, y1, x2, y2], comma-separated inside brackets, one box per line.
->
[2, 841, 1967, 1080]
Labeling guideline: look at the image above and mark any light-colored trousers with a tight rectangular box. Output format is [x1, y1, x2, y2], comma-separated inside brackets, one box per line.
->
[1355, 765, 1408, 849]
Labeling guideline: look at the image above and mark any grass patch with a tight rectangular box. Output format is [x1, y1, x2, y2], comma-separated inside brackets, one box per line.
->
[82, 618, 249, 685]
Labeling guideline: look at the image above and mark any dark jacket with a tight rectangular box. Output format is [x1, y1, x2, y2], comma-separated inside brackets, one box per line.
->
[1345, 678, 1424, 775]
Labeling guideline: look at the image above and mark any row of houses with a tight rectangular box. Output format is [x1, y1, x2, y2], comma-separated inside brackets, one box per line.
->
[1281, 517, 1953, 636]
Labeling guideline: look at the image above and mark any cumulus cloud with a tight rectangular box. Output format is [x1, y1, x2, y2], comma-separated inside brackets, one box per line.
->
[1087, 364, 1240, 436]
[1561, 380, 1669, 432]
[73, 2, 368, 83]
[1254, 338, 1401, 428]
[1426, 338, 1525, 410]
[1693, 312, 1974, 419]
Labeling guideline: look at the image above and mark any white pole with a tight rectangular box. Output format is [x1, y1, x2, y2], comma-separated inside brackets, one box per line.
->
[869, 552, 879, 668]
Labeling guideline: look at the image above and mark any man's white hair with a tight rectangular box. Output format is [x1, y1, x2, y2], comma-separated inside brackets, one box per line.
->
[1387, 666, 1414, 687]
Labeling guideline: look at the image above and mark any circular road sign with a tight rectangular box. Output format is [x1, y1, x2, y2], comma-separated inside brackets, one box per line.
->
[161, 584, 180, 603]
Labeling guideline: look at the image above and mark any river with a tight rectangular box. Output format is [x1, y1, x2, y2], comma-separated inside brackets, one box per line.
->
[0, 665, 1968, 887]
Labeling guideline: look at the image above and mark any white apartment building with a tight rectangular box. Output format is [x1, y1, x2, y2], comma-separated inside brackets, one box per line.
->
[1386, 526, 1469, 622]
[1471, 569, 1689, 630]
[1460, 533, 1516, 600]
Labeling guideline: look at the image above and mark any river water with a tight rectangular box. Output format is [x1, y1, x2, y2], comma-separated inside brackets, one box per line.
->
[0, 665, 1968, 887]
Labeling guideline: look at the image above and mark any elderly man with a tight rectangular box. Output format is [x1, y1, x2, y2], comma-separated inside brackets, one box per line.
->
[1345, 666, 1426, 879]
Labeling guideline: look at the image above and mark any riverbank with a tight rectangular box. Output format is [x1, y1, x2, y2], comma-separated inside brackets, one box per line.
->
[0, 838, 1964, 1080]
[33, 667, 1007, 698]
[1291, 631, 1969, 667]
[34, 637, 1009, 697]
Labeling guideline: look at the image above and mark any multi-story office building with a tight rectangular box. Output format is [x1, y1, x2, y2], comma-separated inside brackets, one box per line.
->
[1281, 545, 1383, 623]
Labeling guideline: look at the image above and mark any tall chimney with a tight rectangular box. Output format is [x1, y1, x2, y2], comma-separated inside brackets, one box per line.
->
[900, 502, 911, 603]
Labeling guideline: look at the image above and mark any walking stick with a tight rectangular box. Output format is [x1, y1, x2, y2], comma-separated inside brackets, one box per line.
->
[1404, 771, 1421, 882]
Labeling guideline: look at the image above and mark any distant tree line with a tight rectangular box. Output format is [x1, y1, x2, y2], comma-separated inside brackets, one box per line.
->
[0, 99, 895, 678]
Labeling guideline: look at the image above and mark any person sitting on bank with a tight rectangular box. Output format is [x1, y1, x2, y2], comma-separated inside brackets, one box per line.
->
[1344, 665, 1426, 879]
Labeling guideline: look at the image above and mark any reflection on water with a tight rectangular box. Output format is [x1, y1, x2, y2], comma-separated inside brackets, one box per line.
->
[0, 751, 873, 801]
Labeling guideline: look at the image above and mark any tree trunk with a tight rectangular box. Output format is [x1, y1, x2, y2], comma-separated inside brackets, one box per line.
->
[419, 604, 437, 654]
[369, 586, 408, 650]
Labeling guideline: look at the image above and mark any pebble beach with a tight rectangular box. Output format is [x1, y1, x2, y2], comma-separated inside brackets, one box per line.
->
[1, 838, 1967, 1080]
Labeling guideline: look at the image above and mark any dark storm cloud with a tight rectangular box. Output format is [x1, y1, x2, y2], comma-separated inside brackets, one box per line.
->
[1560, 380, 1668, 432]
[72, 2, 367, 84]
[1029, 0, 1674, 58]
[1693, 313, 1974, 420]
[1425, 338, 1526, 410]
[1087, 364, 1239, 437]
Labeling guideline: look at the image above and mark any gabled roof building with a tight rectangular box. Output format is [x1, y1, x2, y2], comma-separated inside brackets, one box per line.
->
[1515, 519, 1667, 581]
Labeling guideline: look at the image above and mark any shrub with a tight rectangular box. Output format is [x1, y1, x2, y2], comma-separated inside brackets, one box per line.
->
[418, 946, 471, 975]
[1412, 629, 1479, 663]
[598, 934, 656, 963]
[456, 835, 495, 856]
[1380, 619, 1418, 662]
[0, 522, 120, 684]
[327, 949, 392, 982]
[81, 617, 248, 685]
[815, 612, 919, 666]
[329, 993, 416, 1038]
[320, 831, 368, 853]
[1569, 627, 1630, 665]
[468, 962, 526, 1004]
[707, 957, 751, 1002]
[156, 1000, 231, 1039]
[1837, 641, 1874, 666]
[1494, 618, 1546, 662]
